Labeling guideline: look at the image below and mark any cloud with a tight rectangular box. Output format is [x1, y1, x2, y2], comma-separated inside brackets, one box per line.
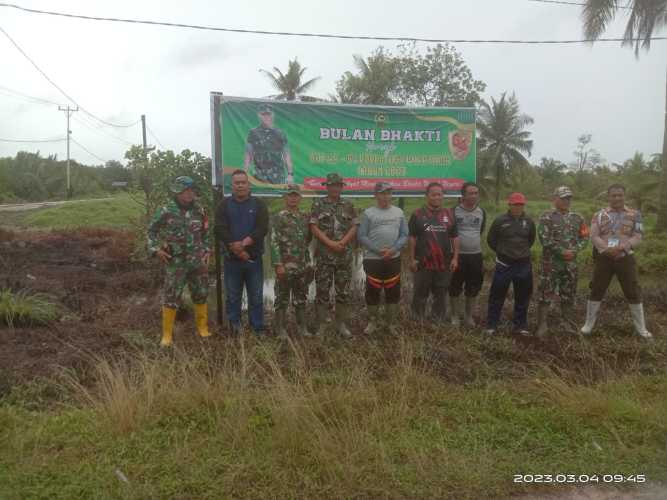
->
[173, 41, 229, 68]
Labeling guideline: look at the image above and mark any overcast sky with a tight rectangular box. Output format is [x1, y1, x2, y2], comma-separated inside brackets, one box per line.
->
[0, 0, 665, 168]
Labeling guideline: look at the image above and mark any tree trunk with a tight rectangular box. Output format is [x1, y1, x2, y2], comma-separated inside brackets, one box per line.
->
[656, 71, 667, 232]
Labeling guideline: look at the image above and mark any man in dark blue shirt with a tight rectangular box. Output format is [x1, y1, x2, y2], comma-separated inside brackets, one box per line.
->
[485, 192, 536, 335]
[216, 170, 269, 335]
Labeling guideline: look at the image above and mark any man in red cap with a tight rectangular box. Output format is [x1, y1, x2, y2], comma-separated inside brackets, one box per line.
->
[485, 192, 536, 335]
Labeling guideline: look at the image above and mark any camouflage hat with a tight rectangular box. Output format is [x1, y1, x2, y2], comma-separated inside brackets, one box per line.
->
[374, 181, 393, 193]
[322, 172, 346, 186]
[170, 176, 195, 194]
[284, 184, 301, 195]
[257, 103, 273, 114]
[554, 186, 573, 198]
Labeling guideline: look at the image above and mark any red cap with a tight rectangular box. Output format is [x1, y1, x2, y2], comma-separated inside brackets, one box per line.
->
[508, 192, 527, 205]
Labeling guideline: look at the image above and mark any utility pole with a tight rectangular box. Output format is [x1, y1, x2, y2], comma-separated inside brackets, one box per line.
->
[58, 105, 78, 199]
[141, 114, 147, 152]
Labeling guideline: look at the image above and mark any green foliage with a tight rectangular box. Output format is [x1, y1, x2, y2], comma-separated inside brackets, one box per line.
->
[0, 152, 131, 203]
[477, 92, 534, 205]
[0, 288, 58, 327]
[23, 194, 141, 229]
[334, 43, 485, 107]
[260, 58, 321, 101]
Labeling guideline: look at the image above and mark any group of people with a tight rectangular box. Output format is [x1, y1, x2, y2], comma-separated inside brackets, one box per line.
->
[148, 172, 652, 346]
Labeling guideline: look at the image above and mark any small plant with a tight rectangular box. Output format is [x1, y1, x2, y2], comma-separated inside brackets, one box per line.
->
[0, 288, 59, 327]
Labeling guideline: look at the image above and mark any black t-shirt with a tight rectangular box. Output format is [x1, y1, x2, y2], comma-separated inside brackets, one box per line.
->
[408, 206, 458, 271]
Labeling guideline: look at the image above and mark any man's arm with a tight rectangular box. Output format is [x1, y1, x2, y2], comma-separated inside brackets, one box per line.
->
[357, 212, 380, 253]
[247, 198, 269, 247]
[623, 211, 643, 251]
[450, 236, 460, 272]
[590, 213, 607, 254]
[487, 217, 499, 252]
[528, 219, 537, 248]
[283, 150, 294, 180]
[147, 207, 165, 255]
[392, 215, 409, 254]
[215, 199, 233, 247]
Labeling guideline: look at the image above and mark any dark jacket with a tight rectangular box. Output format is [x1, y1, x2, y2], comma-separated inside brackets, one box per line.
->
[215, 195, 269, 260]
[487, 211, 536, 264]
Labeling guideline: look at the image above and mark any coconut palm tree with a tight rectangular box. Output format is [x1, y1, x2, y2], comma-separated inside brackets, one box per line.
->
[581, 0, 667, 230]
[260, 59, 321, 101]
[477, 93, 534, 205]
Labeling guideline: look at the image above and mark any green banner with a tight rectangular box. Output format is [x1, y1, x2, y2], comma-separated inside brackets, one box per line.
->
[211, 95, 476, 196]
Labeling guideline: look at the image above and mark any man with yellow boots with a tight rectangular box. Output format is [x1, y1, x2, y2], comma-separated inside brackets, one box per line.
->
[148, 176, 211, 346]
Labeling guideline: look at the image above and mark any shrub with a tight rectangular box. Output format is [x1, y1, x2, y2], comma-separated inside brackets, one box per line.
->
[0, 288, 59, 327]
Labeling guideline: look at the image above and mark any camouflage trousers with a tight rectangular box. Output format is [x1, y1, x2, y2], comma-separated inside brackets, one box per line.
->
[255, 165, 286, 184]
[537, 260, 577, 306]
[274, 270, 309, 311]
[315, 257, 352, 305]
[163, 258, 209, 308]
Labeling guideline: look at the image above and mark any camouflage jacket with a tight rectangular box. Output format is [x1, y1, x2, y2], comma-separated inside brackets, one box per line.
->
[538, 210, 588, 263]
[147, 200, 210, 262]
[309, 196, 358, 261]
[270, 209, 311, 272]
[246, 127, 288, 173]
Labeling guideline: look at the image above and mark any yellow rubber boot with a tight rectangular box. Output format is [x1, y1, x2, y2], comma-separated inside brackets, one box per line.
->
[161, 306, 177, 346]
[194, 303, 211, 338]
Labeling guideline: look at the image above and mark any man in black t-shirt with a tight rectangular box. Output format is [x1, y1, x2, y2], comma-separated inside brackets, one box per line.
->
[408, 182, 460, 323]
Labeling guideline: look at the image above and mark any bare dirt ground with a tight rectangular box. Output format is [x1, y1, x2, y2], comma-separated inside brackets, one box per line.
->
[1, 227, 665, 390]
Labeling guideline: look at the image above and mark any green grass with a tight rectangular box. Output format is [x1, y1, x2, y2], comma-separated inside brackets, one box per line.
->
[0, 288, 59, 327]
[1, 338, 665, 499]
[18, 194, 142, 229]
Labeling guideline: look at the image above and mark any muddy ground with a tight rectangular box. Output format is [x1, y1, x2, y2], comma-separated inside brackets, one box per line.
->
[1, 228, 666, 393]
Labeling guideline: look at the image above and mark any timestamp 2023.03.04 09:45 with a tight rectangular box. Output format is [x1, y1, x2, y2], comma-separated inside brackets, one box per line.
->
[513, 474, 646, 484]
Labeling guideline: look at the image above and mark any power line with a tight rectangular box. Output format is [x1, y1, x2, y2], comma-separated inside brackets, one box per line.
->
[70, 137, 107, 163]
[0, 136, 65, 143]
[146, 124, 165, 150]
[73, 115, 136, 146]
[1, 2, 665, 44]
[0, 84, 62, 106]
[0, 24, 140, 128]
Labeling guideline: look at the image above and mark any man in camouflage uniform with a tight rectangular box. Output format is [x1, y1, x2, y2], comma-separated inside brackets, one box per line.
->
[270, 184, 313, 338]
[310, 172, 358, 338]
[536, 186, 589, 336]
[243, 103, 294, 185]
[147, 176, 211, 346]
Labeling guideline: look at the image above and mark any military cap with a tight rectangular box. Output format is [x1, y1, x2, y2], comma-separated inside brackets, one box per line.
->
[257, 103, 273, 114]
[322, 172, 346, 186]
[170, 176, 195, 194]
[374, 181, 393, 193]
[284, 184, 301, 195]
[554, 186, 573, 198]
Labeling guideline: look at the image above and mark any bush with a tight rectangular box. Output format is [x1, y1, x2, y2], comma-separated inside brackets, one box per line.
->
[0, 289, 59, 327]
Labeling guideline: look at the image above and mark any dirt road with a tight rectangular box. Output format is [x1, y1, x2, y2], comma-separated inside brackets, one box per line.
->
[0, 198, 111, 212]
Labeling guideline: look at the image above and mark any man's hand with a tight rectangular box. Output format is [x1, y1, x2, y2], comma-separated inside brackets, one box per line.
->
[449, 257, 459, 273]
[562, 249, 575, 261]
[238, 250, 251, 261]
[409, 259, 419, 273]
[605, 247, 622, 258]
[230, 241, 244, 254]
[328, 240, 345, 253]
[155, 248, 172, 264]
[286, 173, 294, 184]
[275, 264, 286, 280]
[202, 251, 211, 266]
[380, 248, 394, 261]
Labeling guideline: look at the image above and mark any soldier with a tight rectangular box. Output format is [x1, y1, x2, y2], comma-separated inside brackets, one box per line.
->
[310, 172, 358, 338]
[357, 182, 408, 335]
[147, 176, 211, 346]
[536, 186, 589, 336]
[580, 184, 652, 339]
[243, 104, 294, 185]
[270, 184, 314, 338]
